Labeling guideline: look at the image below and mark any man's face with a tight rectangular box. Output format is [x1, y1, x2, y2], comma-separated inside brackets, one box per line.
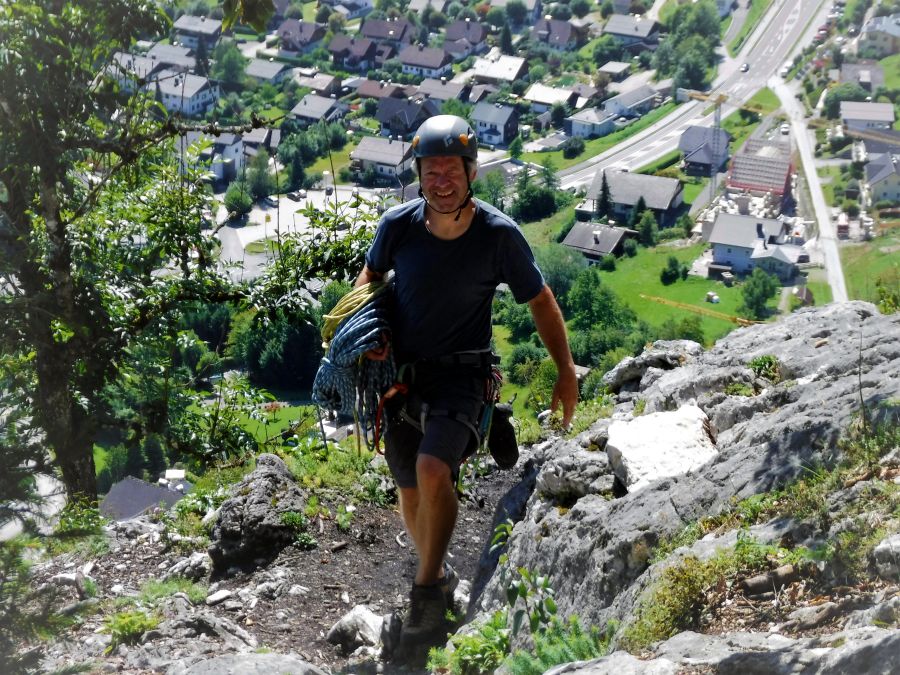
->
[419, 155, 475, 213]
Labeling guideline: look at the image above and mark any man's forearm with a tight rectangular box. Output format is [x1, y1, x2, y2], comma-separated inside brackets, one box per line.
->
[354, 264, 383, 288]
[529, 286, 575, 374]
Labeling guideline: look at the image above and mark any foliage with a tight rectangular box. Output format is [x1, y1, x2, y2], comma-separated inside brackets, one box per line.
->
[748, 354, 781, 383]
[506, 342, 547, 386]
[659, 255, 687, 285]
[637, 210, 659, 247]
[568, 267, 637, 333]
[54, 498, 106, 537]
[724, 381, 754, 396]
[562, 136, 585, 159]
[429, 609, 511, 674]
[211, 42, 248, 88]
[472, 171, 507, 210]
[508, 136, 524, 160]
[246, 150, 277, 199]
[494, 293, 536, 342]
[103, 610, 159, 653]
[591, 35, 625, 66]
[739, 268, 779, 320]
[823, 82, 869, 119]
[527, 359, 559, 413]
[566, 396, 614, 437]
[225, 180, 254, 216]
[654, 315, 704, 344]
[505, 617, 614, 675]
[135, 578, 208, 606]
[653, 0, 720, 88]
[533, 244, 586, 311]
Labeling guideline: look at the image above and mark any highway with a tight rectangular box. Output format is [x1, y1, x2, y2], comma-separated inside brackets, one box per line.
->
[559, 0, 832, 191]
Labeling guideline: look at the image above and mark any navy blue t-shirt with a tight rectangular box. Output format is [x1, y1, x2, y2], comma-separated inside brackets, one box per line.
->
[365, 198, 545, 361]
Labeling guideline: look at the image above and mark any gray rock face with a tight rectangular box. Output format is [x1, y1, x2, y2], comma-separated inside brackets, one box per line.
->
[326, 604, 383, 652]
[873, 534, 900, 579]
[476, 303, 900, 636]
[163, 551, 211, 582]
[602, 340, 704, 393]
[166, 653, 327, 674]
[207, 453, 307, 576]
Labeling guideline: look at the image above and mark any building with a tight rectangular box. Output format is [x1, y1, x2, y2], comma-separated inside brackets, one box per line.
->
[839, 61, 885, 92]
[277, 20, 327, 53]
[245, 59, 292, 84]
[564, 107, 616, 138]
[859, 13, 900, 57]
[865, 153, 900, 205]
[523, 83, 578, 113]
[584, 170, 684, 226]
[320, 0, 373, 19]
[407, 0, 449, 12]
[289, 94, 347, 125]
[359, 18, 415, 46]
[107, 52, 167, 93]
[601, 15, 660, 51]
[840, 101, 896, 133]
[146, 43, 196, 73]
[444, 19, 489, 59]
[183, 130, 244, 184]
[328, 35, 378, 72]
[706, 213, 804, 281]
[531, 18, 580, 50]
[349, 136, 414, 179]
[294, 71, 342, 97]
[151, 70, 219, 117]
[727, 138, 793, 203]
[376, 97, 441, 138]
[241, 127, 281, 158]
[561, 222, 635, 262]
[471, 52, 528, 84]
[172, 15, 222, 51]
[602, 85, 658, 118]
[471, 102, 519, 146]
[678, 125, 731, 176]
[489, 0, 543, 23]
[415, 78, 469, 106]
[860, 129, 900, 158]
[357, 79, 407, 100]
[598, 61, 630, 82]
[397, 45, 453, 79]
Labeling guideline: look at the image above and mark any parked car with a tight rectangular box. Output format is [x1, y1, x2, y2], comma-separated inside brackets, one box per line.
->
[287, 189, 307, 201]
[740, 62, 750, 72]
[325, 185, 334, 195]
[781, 123, 790, 135]
[779, 65, 790, 77]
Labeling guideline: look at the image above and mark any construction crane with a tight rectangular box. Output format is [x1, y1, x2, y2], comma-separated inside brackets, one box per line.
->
[638, 293, 760, 326]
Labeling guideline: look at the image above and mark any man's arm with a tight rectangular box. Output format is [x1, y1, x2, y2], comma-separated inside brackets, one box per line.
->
[528, 285, 578, 426]
[354, 264, 383, 288]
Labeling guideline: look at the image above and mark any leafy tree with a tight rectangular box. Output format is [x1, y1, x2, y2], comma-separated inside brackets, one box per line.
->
[472, 170, 507, 210]
[570, 0, 592, 17]
[500, 23, 514, 54]
[505, 0, 528, 25]
[673, 45, 709, 90]
[328, 12, 346, 33]
[508, 135, 524, 159]
[533, 244, 587, 310]
[527, 358, 559, 412]
[506, 342, 547, 386]
[630, 196, 647, 228]
[655, 316, 705, 344]
[212, 42, 248, 88]
[225, 181, 254, 216]
[637, 210, 659, 246]
[493, 293, 535, 341]
[678, 213, 694, 238]
[485, 6, 506, 27]
[563, 136, 585, 159]
[739, 268, 779, 320]
[540, 158, 560, 190]
[550, 102, 568, 128]
[247, 150, 277, 199]
[441, 98, 473, 125]
[592, 35, 624, 67]
[568, 267, 636, 333]
[194, 38, 210, 77]
[622, 238, 638, 257]
[823, 83, 869, 118]
[550, 3, 572, 20]
[660, 255, 681, 285]
[600, 0, 614, 17]
[315, 4, 331, 22]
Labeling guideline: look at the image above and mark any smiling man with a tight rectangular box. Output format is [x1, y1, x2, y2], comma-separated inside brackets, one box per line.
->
[354, 115, 577, 662]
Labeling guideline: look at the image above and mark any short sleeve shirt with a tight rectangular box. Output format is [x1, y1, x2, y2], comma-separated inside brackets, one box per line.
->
[365, 198, 544, 361]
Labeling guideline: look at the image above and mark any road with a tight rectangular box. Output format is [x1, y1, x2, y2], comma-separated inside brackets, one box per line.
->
[772, 79, 849, 302]
[560, 0, 831, 191]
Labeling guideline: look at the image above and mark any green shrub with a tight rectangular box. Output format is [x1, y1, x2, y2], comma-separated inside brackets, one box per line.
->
[103, 610, 159, 652]
[724, 382, 754, 397]
[748, 354, 781, 383]
[505, 617, 614, 674]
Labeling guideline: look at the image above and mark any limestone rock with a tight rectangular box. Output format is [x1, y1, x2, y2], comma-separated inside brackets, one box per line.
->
[602, 340, 703, 393]
[326, 604, 383, 652]
[544, 651, 678, 674]
[873, 534, 900, 579]
[163, 552, 211, 582]
[166, 653, 327, 674]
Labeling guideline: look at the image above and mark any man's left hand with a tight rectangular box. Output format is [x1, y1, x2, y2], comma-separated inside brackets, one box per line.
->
[551, 366, 579, 428]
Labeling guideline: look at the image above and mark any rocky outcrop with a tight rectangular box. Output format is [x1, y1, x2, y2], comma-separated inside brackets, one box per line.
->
[475, 303, 900, 655]
[207, 454, 308, 577]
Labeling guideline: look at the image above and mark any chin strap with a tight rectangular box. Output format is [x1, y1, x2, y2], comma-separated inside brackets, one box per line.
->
[418, 187, 473, 221]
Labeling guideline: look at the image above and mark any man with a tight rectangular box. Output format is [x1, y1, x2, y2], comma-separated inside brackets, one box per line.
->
[354, 115, 577, 660]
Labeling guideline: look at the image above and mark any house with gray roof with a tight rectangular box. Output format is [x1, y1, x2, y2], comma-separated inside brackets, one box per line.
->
[445, 19, 489, 57]
[350, 136, 414, 179]
[562, 222, 635, 262]
[865, 153, 900, 205]
[839, 61, 885, 92]
[277, 19, 327, 53]
[859, 13, 900, 57]
[173, 15, 222, 51]
[706, 213, 804, 281]
[357, 79, 406, 100]
[108, 52, 167, 93]
[376, 97, 441, 139]
[183, 129, 244, 183]
[151, 70, 219, 117]
[245, 59, 292, 84]
[601, 15, 660, 51]
[328, 35, 378, 72]
[585, 169, 684, 226]
[531, 18, 581, 50]
[489, 0, 542, 23]
[523, 83, 578, 113]
[841, 101, 895, 133]
[472, 102, 519, 146]
[146, 43, 196, 73]
[408, 0, 449, 12]
[398, 45, 453, 79]
[565, 107, 616, 138]
[295, 72, 342, 97]
[860, 129, 900, 157]
[472, 52, 528, 84]
[602, 85, 658, 118]
[360, 18, 415, 46]
[678, 125, 731, 176]
[416, 78, 469, 106]
[290, 94, 348, 125]
[598, 60, 630, 82]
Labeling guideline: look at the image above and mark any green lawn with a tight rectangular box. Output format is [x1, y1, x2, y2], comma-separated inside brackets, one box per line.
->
[302, 1, 317, 22]
[817, 165, 841, 206]
[840, 229, 900, 304]
[522, 103, 679, 170]
[881, 54, 900, 89]
[520, 205, 575, 247]
[599, 243, 766, 343]
[635, 149, 681, 175]
[804, 267, 833, 305]
[746, 87, 780, 115]
[728, 0, 775, 56]
[308, 136, 360, 178]
[683, 178, 711, 205]
[722, 110, 762, 154]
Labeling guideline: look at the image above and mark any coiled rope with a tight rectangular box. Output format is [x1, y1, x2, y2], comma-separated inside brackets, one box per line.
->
[312, 282, 396, 449]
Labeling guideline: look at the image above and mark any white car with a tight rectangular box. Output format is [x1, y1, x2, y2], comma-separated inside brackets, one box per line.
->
[740, 62, 750, 72]
[781, 123, 790, 135]
[779, 65, 790, 77]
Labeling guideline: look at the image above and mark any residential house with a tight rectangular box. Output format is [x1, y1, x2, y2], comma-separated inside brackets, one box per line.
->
[489, 0, 542, 23]
[839, 61, 885, 91]
[859, 13, 900, 57]
[290, 94, 348, 126]
[726, 137, 793, 204]
[172, 15, 222, 51]
[444, 19, 489, 60]
[562, 222, 635, 262]
[584, 169, 684, 226]
[865, 153, 900, 205]
[706, 213, 804, 281]
[678, 125, 731, 176]
[398, 45, 453, 79]
[468, 83, 499, 104]
[146, 43, 196, 73]
[376, 97, 441, 139]
[100, 476, 191, 522]
[471, 52, 528, 85]
[350, 136, 414, 179]
[328, 35, 378, 73]
[472, 102, 519, 146]
[860, 129, 900, 157]
[241, 127, 281, 158]
[531, 18, 580, 50]
[565, 107, 616, 138]
[601, 15, 660, 52]
[602, 84, 658, 118]
[609, 0, 631, 14]
[320, 0, 373, 19]
[523, 83, 578, 113]
[245, 59, 292, 84]
[567, 83, 600, 108]
[183, 130, 244, 183]
[598, 61, 630, 82]
[295, 72, 342, 97]
[416, 78, 469, 107]
[151, 69, 219, 117]
[360, 18, 415, 47]
[408, 0, 449, 12]
[277, 20, 327, 53]
[357, 79, 406, 101]
[107, 52, 167, 93]
[841, 101, 895, 133]
[374, 43, 397, 67]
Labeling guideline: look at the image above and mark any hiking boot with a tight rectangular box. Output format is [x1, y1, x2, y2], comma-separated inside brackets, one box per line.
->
[488, 403, 519, 469]
[395, 583, 450, 664]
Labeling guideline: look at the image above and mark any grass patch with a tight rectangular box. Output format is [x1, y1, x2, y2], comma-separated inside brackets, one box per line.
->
[721, 111, 762, 154]
[728, 0, 775, 56]
[635, 149, 681, 175]
[302, 1, 317, 22]
[130, 578, 208, 606]
[745, 87, 780, 115]
[804, 267, 833, 305]
[520, 205, 576, 247]
[817, 165, 842, 206]
[840, 228, 900, 304]
[881, 53, 900, 90]
[522, 103, 679, 170]
[683, 178, 711, 205]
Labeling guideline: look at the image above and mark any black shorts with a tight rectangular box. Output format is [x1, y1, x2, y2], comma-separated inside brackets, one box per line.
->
[383, 363, 485, 489]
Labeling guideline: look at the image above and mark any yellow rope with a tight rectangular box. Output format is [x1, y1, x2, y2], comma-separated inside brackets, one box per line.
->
[321, 281, 389, 346]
